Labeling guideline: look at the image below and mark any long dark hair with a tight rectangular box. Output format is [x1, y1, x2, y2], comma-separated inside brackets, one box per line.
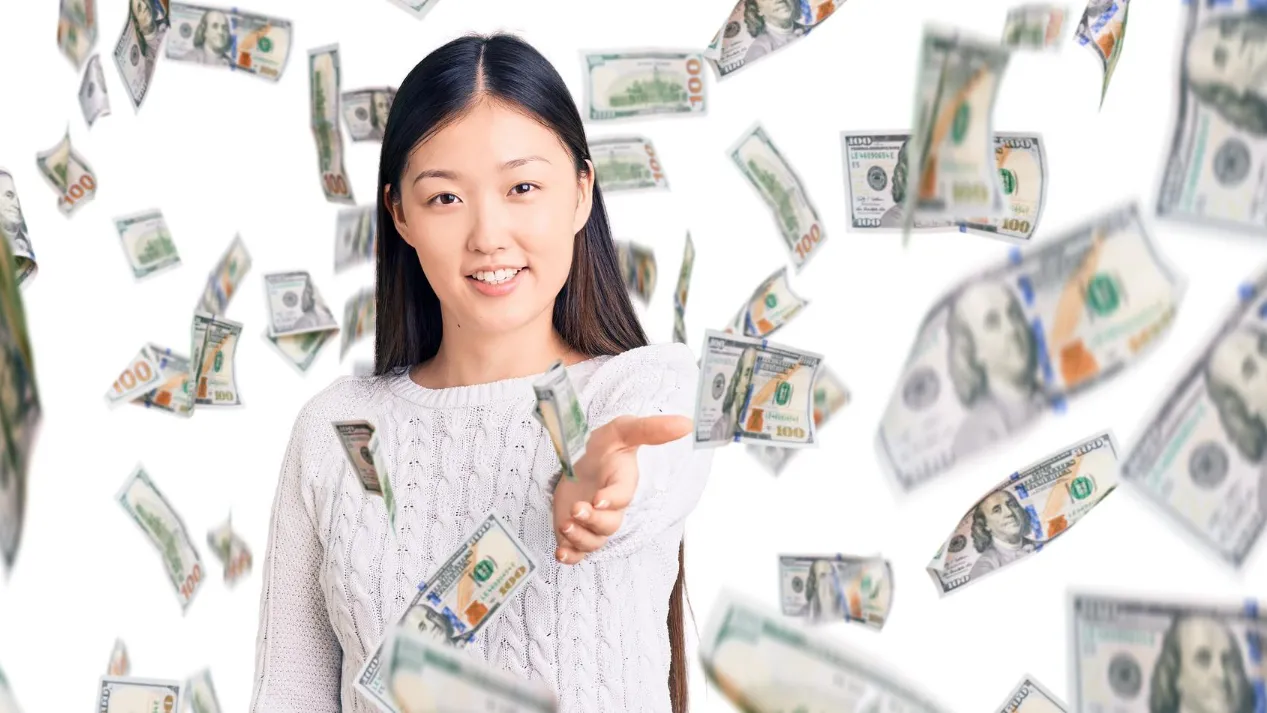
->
[373, 33, 690, 712]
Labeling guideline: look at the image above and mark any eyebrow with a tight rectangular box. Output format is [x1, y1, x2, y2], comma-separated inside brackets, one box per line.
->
[411, 155, 550, 184]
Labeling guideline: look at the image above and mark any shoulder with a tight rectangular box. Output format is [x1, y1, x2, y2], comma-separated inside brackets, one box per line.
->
[579, 343, 698, 422]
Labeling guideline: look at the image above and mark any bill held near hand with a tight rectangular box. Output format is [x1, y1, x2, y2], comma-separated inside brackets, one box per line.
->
[533, 361, 589, 483]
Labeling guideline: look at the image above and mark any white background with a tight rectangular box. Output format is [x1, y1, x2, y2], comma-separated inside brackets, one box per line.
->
[0, 0, 1263, 711]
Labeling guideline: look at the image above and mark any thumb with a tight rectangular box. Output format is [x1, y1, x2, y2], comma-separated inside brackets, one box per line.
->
[611, 414, 693, 450]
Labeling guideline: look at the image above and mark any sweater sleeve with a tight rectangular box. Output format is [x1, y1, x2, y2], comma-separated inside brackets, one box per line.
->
[249, 401, 343, 713]
[581, 344, 713, 564]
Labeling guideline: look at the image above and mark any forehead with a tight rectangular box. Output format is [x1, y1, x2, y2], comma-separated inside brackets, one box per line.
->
[958, 282, 1013, 317]
[1176, 617, 1233, 650]
[982, 491, 1011, 508]
[407, 99, 570, 172]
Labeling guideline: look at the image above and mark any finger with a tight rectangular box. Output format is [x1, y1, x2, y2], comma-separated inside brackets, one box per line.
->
[555, 545, 587, 566]
[592, 467, 637, 511]
[571, 501, 622, 537]
[610, 414, 692, 450]
[558, 520, 607, 553]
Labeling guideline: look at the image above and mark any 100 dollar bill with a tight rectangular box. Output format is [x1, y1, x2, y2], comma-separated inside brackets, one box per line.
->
[876, 203, 1183, 491]
[1069, 592, 1266, 713]
[590, 136, 668, 192]
[927, 432, 1118, 596]
[701, 590, 950, 713]
[1003, 5, 1068, 50]
[1123, 264, 1267, 567]
[533, 361, 589, 482]
[994, 675, 1067, 713]
[703, 0, 847, 80]
[696, 330, 822, 448]
[843, 131, 1047, 242]
[582, 50, 706, 121]
[748, 364, 850, 476]
[724, 266, 809, 339]
[116, 466, 204, 612]
[1076, 0, 1130, 107]
[729, 122, 826, 270]
[309, 45, 355, 204]
[166, 3, 292, 80]
[778, 553, 893, 630]
[98, 676, 182, 713]
[1156, 0, 1267, 234]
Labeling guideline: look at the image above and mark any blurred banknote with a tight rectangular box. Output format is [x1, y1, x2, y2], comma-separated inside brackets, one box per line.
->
[58, 0, 97, 68]
[133, 344, 192, 417]
[386, 0, 440, 18]
[724, 266, 808, 339]
[927, 432, 1118, 596]
[206, 515, 251, 585]
[0, 228, 40, 575]
[582, 50, 706, 121]
[106, 345, 164, 406]
[166, 3, 292, 80]
[355, 512, 537, 713]
[113, 209, 181, 279]
[748, 364, 849, 475]
[266, 329, 333, 372]
[186, 669, 222, 713]
[729, 122, 826, 270]
[342, 88, 395, 142]
[79, 54, 111, 127]
[197, 233, 250, 316]
[333, 419, 389, 498]
[533, 361, 588, 482]
[994, 675, 1066, 713]
[905, 27, 1010, 231]
[0, 665, 18, 712]
[591, 136, 668, 192]
[704, 0, 847, 79]
[0, 169, 38, 286]
[98, 677, 181, 713]
[843, 132, 1047, 242]
[309, 45, 355, 204]
[673, 232, 694, 344]
[112, 0, 170, 109]
[1075, 0, 1131, 106]
[1069, 592, 1266, 713]
[1156, 0, 1267, 233]
[695, 330, 822, 448]
[778, 553, 892, 630]
[615, 240, 656, 305]
[1123, 265, 1267, 567]
[35, 131, 97, 216]
[116, 466, 204, 611]
[383, 627, 556, 713]
[876, 203, 1183, 490]
[190, 313, 242, 406]
[335, 206, 376, 272]
[107, 639, 129, 676]
[341, 288, 375, 360]
[701, 590, 949, 713]
[1002, 5, 1068, 50]
[264, 271, 338, 337]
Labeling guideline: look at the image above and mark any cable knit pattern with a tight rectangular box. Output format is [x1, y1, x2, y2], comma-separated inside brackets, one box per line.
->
[248, 343, 713, 713]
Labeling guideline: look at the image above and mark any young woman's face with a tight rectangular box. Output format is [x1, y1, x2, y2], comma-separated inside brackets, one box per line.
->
[390, 99, 593, 337]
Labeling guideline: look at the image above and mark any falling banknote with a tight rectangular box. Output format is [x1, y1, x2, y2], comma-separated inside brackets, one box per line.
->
[0, 226, 40, 576]
[335, 205, 376, 272]
[1002, 5, 1069, 50]
[904, 27, 1010, 234]
[724, 266, 809, 339]
[97, 677, 182, 713]
[116, 466, 204, 612]
[309, 45, 355, 204]
[590, 136, 668, 192]
[778, 553, 893, 630]
[166, 4, 292, 80]
[1123, 265, 1267, 567]
[190, 313, 242, 407]
[58, 0, 98, 69]
[748, 364, 850, 476]
[927, 432, 1118, 596]
[332, 418, 396, 531]
[703, 0, 847, 80]
[673, 233, 694, 345]
[35, 130, 97, 216]
[342, 88, 395, 142]
[843, 131, 1047, 242]
[729, 122, 826, 270]
[700, 590, 950, 713]
[1075, 0, 1130, 107]
[1069, 592, 1266, 713]
[615, 240, 656, 306]
[0, 665, 19, 712]
[1156, 0, 1267, 234]
[266, 329, 334, 373]
[133, 344, 193, 417]
[0, 169, 38, 286]
[113, 209, 181, 279]
[197, 233, 251, 316]
[264, 271, 339, 337]
[341, 287, 375, 360]
[385, 0, 440, 18]
[533, 360, 589, 482]
[355, 512, 537, 713]
[79, 54, 111, 127]
[206, 515, 251, 586]
[185, 669, 222, 713]
[876, 203, 1183, 491]
[112, 0, 170, 110]
[107, 639, 129, 676]
[106, 345, 164, 406]
[581, 50, 706, 122]
[993, 675, 1067, 713]
[383, 626, 557, 713]
[695, 330, 822, 448]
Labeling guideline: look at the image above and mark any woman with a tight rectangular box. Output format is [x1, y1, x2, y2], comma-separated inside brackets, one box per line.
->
[249, 33, 713, 713]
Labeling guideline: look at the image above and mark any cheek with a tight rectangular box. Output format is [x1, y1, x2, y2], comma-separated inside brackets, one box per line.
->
[518, 196, 577, 281]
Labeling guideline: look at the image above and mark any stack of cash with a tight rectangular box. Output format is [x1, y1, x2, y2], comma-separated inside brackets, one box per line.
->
[532, 361, 589, 482]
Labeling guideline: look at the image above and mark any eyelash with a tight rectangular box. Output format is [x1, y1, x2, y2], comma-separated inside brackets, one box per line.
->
[426, 183, 539, 206]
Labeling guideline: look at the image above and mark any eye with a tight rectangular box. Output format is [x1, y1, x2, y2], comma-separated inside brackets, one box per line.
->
[510, 182, 537, 196]
[428, 193, 461, 206]
[984, 310, 1001, 330]
[1194, 647, 1212, 668]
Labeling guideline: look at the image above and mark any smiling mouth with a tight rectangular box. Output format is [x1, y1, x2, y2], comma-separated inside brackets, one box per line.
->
[467, 267, 525, 285]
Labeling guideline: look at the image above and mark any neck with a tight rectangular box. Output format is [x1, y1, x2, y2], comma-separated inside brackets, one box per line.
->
[412, 303, 581, 389]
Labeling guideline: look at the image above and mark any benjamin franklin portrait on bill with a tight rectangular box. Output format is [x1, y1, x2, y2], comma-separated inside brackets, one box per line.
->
[1204, 324, 1267, 518]
[1148, 615, 1255, 713]
[968, 489, 1037, 578]
[1184, 12, 1267, 136]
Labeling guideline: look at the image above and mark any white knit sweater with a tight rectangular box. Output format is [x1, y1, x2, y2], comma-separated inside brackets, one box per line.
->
[249, 343, 713, 713]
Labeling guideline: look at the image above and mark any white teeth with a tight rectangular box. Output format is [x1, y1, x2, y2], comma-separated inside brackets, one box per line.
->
[472, 268, 520, 284]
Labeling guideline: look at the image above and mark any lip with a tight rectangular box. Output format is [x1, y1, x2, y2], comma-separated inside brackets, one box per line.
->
[467, 266, 527, 297]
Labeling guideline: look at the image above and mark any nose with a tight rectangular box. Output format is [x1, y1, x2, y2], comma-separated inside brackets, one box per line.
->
[466, 198, 511, 255]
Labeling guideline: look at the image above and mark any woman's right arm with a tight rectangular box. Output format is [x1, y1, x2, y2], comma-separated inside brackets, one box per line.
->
[249, 405, 342, 713]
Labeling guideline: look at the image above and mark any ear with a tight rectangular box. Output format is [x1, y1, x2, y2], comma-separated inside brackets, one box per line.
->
[572, 158, 596, 235]
[385, 184, 410, 243]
